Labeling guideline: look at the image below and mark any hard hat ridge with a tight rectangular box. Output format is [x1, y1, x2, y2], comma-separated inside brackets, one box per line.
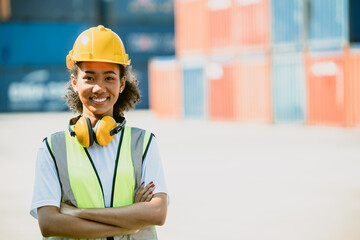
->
[66, 25, 131, 69]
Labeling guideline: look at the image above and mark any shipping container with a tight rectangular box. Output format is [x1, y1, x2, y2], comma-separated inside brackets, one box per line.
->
[270, 0, 306, 51]
[107, 0, 174, 24]
[148, 56, 182, 119]
[233, 0, 270, 51]
[234, 52, 271, 123]
[0, 66, 69, 112]
[207, 0, 232, 52]
[181, 56, 207, 119]
[110, 23, 175, 62]
[208, 55, 236, 121]
[130, 60, 150, 109]
[306, 51, 345, 126]
[272, 51, 306, 123]
[175, 0, 209, 57]
[0, 0, 11, 21]
[0, 22, 91, 66]
[344, 47, 360, 126]
[7, 0, 98, 22]
[308, 0, 348, 50]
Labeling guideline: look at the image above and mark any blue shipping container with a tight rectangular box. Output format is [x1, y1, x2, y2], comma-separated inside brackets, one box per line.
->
[107, 0, 174, 23]
[349, 0, 360, 43]
[272, 52, 306, 123]
[309, 0, 348, 50]
[9, 0, 97, 22]
[130, 60, 150, 109]
[0, 22, 91, 66]
[182, 57, 207, 119]
[271, 0, 306, 51]
[110, 24, 175, 62]
[0, 67, 69, 112]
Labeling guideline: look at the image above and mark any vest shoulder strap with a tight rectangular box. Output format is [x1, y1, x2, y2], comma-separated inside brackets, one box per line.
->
[45, 131, 77, 207]
[129, 126, 154, 190]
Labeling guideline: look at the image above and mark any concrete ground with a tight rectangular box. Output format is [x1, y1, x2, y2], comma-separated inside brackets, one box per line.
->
[1, 110, 360, 240]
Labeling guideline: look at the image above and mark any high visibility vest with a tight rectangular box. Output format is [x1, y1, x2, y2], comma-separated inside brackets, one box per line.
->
[44, 125, 157, 240]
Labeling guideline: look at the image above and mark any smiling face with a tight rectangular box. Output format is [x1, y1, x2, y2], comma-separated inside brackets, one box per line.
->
[71, 62, 125, 123]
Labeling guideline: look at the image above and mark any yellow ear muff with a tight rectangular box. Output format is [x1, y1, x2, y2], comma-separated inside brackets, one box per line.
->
[74, 117, 93, 148]
[94, 116, 117, 146]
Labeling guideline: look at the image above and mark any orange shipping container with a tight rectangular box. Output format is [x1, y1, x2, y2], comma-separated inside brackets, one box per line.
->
[175, 0, 209, 57]
[234, 52, 272, 123]
[344, 48, 360, 127]
[306, 51, 345, 126]
[207, 56, 236, 121]
[207, 0, 232, 52]
[148, 57, 182, 119]
[232, 0, 270, 51]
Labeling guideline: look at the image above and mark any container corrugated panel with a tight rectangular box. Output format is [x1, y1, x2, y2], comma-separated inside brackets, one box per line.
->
[0, 66, 69, 112]
[148, 56, 182, 119]
[110, 23, 175, 62]
[344, 47, 360, 126]
[306, 51, 345, 126]
[349, 0, 360, 43]
[207, 0, 232, 52]
[233, 0, 270, 51]
[234, 52, 271, 123]
[107, 0, 174, 23]
[208, 55, 236, 121]
[175, 0, 209, 57]
[181, 57, 207, 119]
[272, 51, 306, 123]
[270, 0, 305, 51]
[0, 22, 91, 66]
[8, 0, 97, 22]
[308, 0, 348, 51]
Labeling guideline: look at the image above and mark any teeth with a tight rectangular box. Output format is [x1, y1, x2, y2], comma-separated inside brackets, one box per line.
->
[92, 98, 107, 103]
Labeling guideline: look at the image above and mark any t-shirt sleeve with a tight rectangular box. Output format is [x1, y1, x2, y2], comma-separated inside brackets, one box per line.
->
[30, 140, 62, 219]
[141, 136, 168, 195]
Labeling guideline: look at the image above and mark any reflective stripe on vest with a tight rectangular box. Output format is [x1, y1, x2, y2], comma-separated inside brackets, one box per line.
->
[45, 125, 157, 240]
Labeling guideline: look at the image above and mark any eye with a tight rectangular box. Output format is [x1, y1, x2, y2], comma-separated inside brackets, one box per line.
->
[105, 76, 115, 81]
[83, 76, 94, 81]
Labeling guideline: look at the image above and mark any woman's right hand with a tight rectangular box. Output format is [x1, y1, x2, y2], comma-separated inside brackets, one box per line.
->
[134, 182, 155, 203]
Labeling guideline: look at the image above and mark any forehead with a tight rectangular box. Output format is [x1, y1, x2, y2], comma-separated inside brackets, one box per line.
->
[78, 62, 120, 74]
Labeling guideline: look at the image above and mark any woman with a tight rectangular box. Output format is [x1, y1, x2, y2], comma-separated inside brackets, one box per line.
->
[30, 25, 168, 240]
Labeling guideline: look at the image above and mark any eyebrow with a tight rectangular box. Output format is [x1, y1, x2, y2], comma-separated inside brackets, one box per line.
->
[84, 71, 117, 75]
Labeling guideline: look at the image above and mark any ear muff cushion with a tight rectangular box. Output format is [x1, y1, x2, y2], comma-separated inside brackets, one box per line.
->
[74, 117, 94, 147]
[95, 116, 117, 146]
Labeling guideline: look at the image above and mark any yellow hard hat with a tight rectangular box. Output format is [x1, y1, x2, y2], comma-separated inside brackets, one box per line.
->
[66, 25, 131, 69]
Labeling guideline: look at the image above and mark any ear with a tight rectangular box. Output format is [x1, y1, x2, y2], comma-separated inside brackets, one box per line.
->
[120, 76, 126, 93]
[71, 74, 78, 93]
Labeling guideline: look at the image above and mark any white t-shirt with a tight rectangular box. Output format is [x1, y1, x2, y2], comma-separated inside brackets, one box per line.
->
[30, 129, 167, 218]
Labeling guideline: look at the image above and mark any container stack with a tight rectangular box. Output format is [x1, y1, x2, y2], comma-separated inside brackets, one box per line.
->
[149, 0, 360, 127]
[0, 0, 96, 112]
[0, 0, 175, 112]
[106, 0, 175, 109]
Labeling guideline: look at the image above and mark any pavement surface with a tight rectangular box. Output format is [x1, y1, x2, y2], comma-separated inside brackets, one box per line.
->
[1, 110, 360, 240]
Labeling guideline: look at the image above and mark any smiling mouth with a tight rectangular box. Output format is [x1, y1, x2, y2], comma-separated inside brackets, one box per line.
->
[91, 97, 109, 103]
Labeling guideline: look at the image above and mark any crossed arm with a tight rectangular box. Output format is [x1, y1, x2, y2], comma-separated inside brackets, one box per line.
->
[37, 183, 167, 238]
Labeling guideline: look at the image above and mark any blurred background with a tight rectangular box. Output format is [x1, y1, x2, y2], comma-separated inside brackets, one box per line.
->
[1, 0, 360, 239]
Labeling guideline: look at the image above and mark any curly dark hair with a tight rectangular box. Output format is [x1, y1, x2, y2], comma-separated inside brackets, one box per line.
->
[64, 63, 141, 120]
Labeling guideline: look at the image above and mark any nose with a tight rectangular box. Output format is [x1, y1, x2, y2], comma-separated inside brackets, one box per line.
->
[92, 80, 106, 93]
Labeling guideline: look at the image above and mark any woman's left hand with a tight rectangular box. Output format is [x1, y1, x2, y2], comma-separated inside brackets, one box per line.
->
[134, 182, 156, 203]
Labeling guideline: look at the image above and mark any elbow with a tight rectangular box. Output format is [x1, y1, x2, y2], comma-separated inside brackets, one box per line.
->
[153, 207, 167, 226]
[39, 222, 55, 238]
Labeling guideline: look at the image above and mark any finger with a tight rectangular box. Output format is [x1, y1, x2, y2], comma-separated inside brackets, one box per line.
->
[134, 182, 145, 202]
[145, 190, 153, 202]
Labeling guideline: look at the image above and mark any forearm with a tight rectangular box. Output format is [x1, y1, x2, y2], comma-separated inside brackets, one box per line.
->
[38, 206, 136, 238]
[73, 193, 167, 229]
